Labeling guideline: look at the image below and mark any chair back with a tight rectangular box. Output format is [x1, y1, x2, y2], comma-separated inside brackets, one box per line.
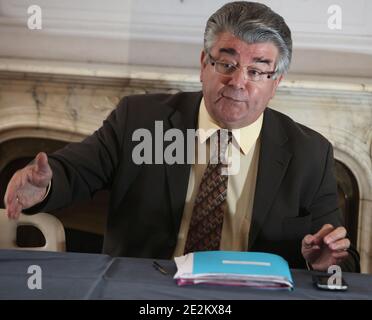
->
[0, 209, 65, 251]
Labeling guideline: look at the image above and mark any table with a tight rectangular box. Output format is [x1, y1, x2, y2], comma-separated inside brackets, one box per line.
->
[0, 249, 371, 300]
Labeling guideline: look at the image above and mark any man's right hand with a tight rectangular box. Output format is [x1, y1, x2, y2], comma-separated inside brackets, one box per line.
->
[4, 152, 52, 220]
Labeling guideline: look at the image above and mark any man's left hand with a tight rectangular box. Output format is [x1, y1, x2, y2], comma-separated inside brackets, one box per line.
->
[302, 224, 350, 271]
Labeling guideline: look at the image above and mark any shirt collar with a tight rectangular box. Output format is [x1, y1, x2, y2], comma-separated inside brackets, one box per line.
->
[198, 97, 263, 155]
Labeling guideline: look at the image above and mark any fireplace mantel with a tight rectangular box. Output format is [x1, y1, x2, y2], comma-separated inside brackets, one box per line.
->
[0, 58, 371, 272]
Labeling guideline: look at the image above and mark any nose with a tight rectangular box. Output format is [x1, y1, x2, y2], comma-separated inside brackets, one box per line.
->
[226, 67, 248, 89]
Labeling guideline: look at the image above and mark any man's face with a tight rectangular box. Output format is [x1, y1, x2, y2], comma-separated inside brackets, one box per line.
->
[200, 32, 283, 129]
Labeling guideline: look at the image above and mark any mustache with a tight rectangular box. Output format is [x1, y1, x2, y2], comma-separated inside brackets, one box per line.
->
[217, 87, 249, 102]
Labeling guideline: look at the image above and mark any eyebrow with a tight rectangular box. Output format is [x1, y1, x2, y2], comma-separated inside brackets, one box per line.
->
[218, 48, 238, 56]
[252, 57, 273, 66]
[218, 48, 273, 66]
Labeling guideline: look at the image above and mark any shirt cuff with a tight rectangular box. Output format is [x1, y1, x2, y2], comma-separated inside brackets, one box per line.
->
[40, 180, 51, 202]
[306, 260, 313, 271]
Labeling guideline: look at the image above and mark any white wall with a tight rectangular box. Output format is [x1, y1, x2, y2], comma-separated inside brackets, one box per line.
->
[0, 0, 371, 77]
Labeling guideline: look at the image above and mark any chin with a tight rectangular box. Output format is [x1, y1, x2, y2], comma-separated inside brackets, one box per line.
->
[216, 114, 245, 128]
[218, 107, 246, 121]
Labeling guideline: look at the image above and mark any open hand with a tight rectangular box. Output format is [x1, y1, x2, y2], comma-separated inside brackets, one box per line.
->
[4, 152, 52, 220]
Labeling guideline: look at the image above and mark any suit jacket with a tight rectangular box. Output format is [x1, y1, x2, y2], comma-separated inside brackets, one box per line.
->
[33, 91, 360, 271]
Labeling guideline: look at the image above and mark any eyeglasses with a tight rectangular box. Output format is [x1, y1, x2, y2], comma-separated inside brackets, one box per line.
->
[208, 54, 276, 82]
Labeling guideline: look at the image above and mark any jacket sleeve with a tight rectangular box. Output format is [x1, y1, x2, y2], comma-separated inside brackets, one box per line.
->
[25, 97, 129, 214]
[309, 142, 360, 272]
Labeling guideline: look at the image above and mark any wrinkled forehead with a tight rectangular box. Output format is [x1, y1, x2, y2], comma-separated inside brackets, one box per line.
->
[210, 33, 279, 67]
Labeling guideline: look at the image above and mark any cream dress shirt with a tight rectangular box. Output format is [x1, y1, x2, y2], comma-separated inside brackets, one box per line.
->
[173, 98, 263, 257]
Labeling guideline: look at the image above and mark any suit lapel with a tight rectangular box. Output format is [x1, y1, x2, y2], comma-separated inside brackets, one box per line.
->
[165, 92, 202, 232]
[113, 92, 202, 231]
[248, 108, 292, 249]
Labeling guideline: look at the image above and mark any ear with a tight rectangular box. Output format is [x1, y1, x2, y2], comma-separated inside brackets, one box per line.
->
[200, 50, 207, 67]
[200, 50, 207, 82]
[270, 74, 283, 99]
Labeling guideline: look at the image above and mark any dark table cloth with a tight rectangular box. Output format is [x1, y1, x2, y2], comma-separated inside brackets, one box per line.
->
[0, 249, 371, 300]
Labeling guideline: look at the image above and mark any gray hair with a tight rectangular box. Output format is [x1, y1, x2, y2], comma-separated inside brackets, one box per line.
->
[204, 1, 292, 77]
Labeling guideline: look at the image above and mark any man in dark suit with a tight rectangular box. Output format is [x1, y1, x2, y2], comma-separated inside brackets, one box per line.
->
[4, 2, 359, 272]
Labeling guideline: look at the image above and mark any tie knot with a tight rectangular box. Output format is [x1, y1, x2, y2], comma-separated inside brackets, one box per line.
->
[218, 129, 232, 144]
[211, 130, 232, 163]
